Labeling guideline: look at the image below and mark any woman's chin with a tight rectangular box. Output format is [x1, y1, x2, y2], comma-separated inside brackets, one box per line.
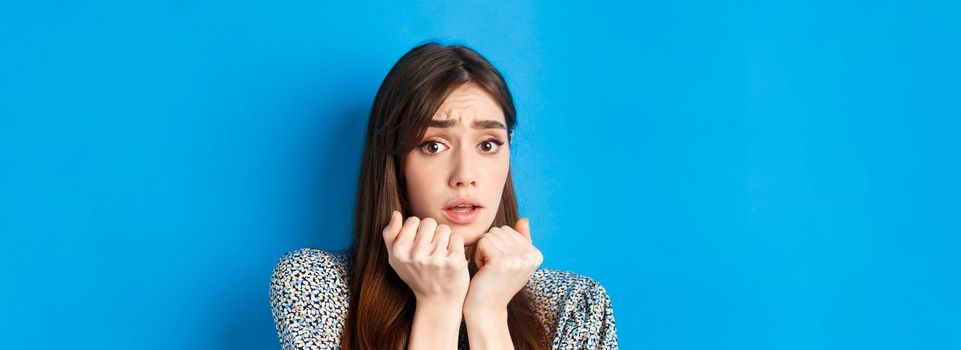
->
[432, 215, 493, 245]
[460, 233, 482, 246]
[463, 238, 480, 247]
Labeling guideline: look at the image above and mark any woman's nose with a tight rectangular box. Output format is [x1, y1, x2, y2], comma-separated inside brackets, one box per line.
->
[449, 152, 478, 188]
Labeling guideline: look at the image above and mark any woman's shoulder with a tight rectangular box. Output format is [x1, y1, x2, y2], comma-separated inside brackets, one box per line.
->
[527, 267, 612, 303]
[281, 246, 348, 266]
[270, 247, 352, 292]
[269, 247, 352, 296]
[269, 248, 353, 349]
[526, 267, 619, 348]
[275, 247, 351, 270]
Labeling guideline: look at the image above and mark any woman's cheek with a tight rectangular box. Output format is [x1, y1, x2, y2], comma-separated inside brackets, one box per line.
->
[404, 158, 435, 216]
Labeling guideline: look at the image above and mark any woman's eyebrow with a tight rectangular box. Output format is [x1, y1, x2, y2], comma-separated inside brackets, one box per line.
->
[429, 119, 506, 130]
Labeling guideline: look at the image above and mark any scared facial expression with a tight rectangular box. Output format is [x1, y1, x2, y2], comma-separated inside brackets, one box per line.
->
[403, 82, 511, 246]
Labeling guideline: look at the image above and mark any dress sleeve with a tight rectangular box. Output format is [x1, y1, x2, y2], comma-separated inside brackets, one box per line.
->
[269, 249, 350, 350]
[552, 276, 619, 349]
[589, 281, 619, 349]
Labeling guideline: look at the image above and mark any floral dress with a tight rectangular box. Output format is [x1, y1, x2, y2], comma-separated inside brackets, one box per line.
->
[269, 248, 618, 349]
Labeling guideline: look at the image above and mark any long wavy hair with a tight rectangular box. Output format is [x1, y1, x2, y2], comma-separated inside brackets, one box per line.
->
[341, 42, 548, 349]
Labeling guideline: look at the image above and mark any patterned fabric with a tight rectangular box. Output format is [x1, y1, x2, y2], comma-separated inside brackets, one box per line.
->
[269, 248, 618, 349]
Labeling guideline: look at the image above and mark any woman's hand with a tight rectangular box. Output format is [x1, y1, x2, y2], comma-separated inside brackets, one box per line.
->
[382, 210, 471, 305]
[463, 218, 543, 316]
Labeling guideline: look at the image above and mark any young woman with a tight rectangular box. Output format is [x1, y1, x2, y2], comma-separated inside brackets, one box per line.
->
[269, 42, 618, 349]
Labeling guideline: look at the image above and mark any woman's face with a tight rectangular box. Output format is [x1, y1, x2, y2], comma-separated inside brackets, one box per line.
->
[403, 82, 511, 246]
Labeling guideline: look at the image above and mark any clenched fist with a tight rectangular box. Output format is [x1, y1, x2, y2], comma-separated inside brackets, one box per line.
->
[382, 210, 471, 304]
[464, 218, 543, 314]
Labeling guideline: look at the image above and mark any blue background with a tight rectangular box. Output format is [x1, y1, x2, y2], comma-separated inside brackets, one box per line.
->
[2, 1, 959, 349]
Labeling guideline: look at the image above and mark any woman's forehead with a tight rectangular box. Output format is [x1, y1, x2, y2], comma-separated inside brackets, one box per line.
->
[432, 83, 505, 125]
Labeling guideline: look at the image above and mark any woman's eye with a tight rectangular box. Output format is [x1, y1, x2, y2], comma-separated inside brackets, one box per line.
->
[421, 141, 448, 154]
[480, 138, 505, 153]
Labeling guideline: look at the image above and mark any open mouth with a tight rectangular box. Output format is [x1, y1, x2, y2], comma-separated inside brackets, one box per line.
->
[442, 205, 481, 224]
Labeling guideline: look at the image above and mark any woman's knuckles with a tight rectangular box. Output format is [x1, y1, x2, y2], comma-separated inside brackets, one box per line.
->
[398, 218, 419, 234]
[395, 254, 462, 269]
[530, 250, 544, 265]
[420, 217, 437, 227]
[479, 248, 542, 269]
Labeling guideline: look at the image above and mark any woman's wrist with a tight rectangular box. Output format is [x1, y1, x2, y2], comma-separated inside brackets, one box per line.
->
[463, 305, 507, 323]
[410, 297, 464, 350]
[415, 295, 465, 325]
[463, 298, 507, 318]
[464, 306, 512, 349]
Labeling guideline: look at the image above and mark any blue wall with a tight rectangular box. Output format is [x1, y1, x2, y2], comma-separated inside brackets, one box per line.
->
[1, 1, 959, 349]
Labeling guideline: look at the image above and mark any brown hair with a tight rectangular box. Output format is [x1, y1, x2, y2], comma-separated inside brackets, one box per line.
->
[341, 42, 548, 349]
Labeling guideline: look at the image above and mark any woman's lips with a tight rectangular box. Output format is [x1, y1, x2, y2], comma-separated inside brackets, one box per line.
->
[442, 206, 481, 224]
